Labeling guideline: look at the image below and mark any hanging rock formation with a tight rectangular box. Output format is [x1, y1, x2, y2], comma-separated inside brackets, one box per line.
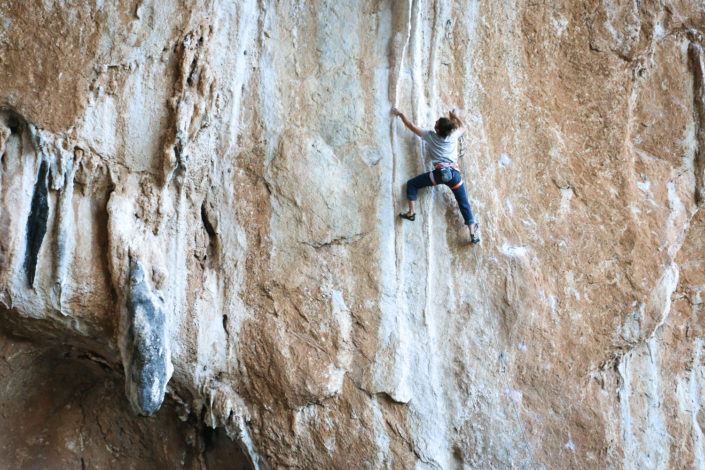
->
[122, 259, 172, 416]
[3, 1, 705, 469]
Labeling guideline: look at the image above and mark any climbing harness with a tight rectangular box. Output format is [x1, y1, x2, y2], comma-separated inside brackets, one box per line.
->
[458, 135, 540, 470]
[430, 162, 462, 187]
[435, 162, 460, 171]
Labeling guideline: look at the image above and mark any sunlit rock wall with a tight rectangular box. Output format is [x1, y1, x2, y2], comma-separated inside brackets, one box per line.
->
[2, 0, 705, 469]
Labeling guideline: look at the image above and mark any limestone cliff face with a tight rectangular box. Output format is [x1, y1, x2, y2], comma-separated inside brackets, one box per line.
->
[2, 1, 705, 469]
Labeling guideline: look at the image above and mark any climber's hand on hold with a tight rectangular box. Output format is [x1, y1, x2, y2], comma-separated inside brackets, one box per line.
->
[449, 108, 467, 136]
[393, 107, 422, 137]
[449, 108, 463, 123]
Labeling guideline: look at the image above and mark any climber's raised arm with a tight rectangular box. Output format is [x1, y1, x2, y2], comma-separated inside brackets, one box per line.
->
[449, 108, 467, 136]
[392, 108, 422, 137]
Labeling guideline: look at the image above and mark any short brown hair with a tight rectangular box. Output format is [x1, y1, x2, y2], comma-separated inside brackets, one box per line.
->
[436, 118, 457, 137]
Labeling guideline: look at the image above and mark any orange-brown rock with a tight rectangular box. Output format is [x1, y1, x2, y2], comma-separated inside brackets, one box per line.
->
[2, 1, 705, 469]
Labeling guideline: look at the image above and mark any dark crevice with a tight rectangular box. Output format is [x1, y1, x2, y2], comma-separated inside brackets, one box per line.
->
[76, 351, 115, 372]
[222, 314, 229, 336]
[24, 161, 49, 288]
[202, 426, 253, 470]
[305, 232, 365, 249]
[7, 116, 19, 134]
[376, 391, 408, 406]
[174, 139, 187, 169]
[187, 63, 198, 87]
[201, 202, 219, 269]
[690, 42, 705, 205]
[201, 202, 216, 238]
[181, 393, 252, 469]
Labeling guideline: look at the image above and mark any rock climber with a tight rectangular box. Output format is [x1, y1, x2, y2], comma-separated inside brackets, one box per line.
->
[392, 107, 480, 244]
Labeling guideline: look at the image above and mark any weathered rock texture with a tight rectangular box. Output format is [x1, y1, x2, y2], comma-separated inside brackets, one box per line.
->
[2, 0, 705, 469]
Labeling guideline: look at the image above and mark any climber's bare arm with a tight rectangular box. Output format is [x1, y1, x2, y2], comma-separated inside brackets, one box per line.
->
[449, 108, 467, 136]
[392, 108, 422, 137]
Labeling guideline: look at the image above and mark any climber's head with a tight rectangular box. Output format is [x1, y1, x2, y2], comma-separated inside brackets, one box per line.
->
[435, 117, 457, 138]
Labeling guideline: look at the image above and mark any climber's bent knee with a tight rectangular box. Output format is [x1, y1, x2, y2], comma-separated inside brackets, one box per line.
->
[405, 172, 434, 201]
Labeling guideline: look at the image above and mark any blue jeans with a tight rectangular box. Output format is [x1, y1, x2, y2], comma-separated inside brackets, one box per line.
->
[406, 168, 475, 225]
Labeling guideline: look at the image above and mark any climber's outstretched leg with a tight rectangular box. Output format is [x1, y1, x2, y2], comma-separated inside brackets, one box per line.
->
[449, 177, 480, 244]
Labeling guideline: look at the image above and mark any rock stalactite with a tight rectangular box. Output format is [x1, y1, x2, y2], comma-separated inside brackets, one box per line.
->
[53, 148, 82, 298]
[121, 260, 172, 417]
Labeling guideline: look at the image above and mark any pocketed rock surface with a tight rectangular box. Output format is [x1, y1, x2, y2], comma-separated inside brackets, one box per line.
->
[2, 1, 705, 469]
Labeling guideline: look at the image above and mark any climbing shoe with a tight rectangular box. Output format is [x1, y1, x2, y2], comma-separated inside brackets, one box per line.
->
[399, 212, 415, 221]
[470, 222, 480, 245]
